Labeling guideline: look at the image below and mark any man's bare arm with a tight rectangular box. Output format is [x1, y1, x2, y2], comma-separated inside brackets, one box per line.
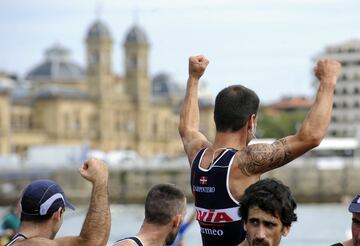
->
[55, 159, 110, 246]
[179, 55, 211, 163]
[238, 59, 341, 176]
[238, 138, 294, 176]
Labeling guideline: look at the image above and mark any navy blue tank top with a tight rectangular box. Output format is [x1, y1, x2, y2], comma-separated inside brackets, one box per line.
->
[5, 233, 28, 246]
[115, 236, 144, 246]
[191, 148, 246, 246]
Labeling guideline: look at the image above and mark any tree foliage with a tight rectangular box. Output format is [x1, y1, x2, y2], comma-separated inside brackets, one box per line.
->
[256, 106, 307, 139]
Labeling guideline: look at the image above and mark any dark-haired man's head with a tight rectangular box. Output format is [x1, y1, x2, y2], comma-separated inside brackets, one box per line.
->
[214, 85, 259, 143]
[145, 183, 187, 245]
[20, 179, 75, 239]
[239, 178, 297, 246]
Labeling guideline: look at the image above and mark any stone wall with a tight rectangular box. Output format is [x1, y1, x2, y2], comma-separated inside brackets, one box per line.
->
[1, 163, 360, 205]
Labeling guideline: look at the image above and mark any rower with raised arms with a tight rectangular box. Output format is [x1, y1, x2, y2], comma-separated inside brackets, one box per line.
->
[179, 55, 341, 246]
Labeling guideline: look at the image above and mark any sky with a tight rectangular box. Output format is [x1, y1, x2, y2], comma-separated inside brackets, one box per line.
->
[1, 0, 360, 103]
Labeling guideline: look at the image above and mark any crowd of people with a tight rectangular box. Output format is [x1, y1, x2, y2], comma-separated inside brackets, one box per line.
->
[1, 55, 355, 246]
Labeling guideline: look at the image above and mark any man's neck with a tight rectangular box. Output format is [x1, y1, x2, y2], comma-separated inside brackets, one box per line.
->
[213, 130, 248, 150]
[18, 221, 53, 239]
[343, 239, 353, 246]
[137, 222, 169, 246]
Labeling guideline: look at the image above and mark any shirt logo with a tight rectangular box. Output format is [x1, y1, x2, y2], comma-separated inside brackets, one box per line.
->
[195, 207, 242, 223]
[199, 176, 208, 185]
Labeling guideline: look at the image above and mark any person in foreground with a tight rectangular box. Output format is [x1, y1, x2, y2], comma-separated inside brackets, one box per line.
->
[114, 184, 187, 246]
[6, 158, 110, 246]
[179, 55, 340, 245]
[331, 193, 360, 246]
[238, 178, 297, 246]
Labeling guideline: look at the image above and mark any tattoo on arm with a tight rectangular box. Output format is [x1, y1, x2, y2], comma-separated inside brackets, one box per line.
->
[238, 138, 294, 176]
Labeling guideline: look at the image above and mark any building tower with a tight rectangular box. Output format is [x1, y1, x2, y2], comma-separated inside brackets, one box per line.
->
[123, 25, 152, 155]
[123, 25, 150, 104]
[86, 20, 113, 98]
[86, 20, 114, 150]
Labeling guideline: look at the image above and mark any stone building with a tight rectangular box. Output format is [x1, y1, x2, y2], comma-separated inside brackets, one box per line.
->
[316, 40, 360, 137]
[0, 20, 214, 157]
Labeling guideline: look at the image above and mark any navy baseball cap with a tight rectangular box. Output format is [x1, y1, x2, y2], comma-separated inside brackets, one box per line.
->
[349, 193, 360, 213]
[20, 179, 75, 217]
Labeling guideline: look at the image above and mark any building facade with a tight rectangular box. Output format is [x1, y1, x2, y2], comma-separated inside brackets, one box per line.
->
[0, 20, 214, 157]
[316, 40, 360, 138]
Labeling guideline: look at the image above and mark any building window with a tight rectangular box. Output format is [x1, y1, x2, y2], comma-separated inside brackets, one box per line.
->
[152, 114, 158, 136]
[91, 51, 99, 65]
[342, 88, 348, 94]
[153, 121, 158, 136]
[127, 120, 135, 132]
[354, 87, 360, 94]
[64, 113, 70, 130]
[71, 111, 81, 131]
[75, 118, 80, 130]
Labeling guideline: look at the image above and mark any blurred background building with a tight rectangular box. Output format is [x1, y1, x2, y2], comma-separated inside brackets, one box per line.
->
[0, 19, 214, 158]
[316, 40, 360, 138]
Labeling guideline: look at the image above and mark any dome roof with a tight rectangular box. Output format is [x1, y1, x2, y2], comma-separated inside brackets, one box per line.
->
[87, 20, 112, 40]
[125, 25, 148, 44]
[26, 44, 84, 81]
[152, 73, 183, 98]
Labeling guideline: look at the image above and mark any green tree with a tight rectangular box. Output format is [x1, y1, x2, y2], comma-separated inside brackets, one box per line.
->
[257, 106, 307, 139]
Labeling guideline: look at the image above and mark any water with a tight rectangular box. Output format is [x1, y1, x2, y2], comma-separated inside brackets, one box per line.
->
[51, 203, 351, 245]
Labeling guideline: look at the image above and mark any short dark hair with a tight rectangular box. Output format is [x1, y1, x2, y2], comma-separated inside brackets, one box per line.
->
[145, 184, 186, 226]
[20, 208, 61, 223]
[239, 178, 297, 227]
[214, 85, 259, 132]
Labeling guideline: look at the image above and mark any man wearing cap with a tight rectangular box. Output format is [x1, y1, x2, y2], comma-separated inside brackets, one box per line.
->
[331, 194, 360, 246]
[6, 158, 110, 246]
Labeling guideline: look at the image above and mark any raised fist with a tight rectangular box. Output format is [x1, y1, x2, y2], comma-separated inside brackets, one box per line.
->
[315, 59, 341, 86]
[79, 158, 108, 185]
[188, 55, 209, 79]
